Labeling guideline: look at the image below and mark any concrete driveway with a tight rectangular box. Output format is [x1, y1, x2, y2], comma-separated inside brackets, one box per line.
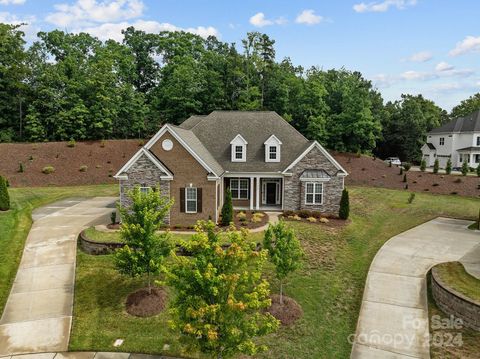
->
[351, 217, 480, 359]
[0, 197, 116, 356]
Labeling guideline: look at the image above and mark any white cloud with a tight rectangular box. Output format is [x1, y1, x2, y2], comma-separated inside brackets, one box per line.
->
[249, 12, 286, 27]
[0, 0, 26, 5]
[295, 9, 323, 25]
[449, 35, 480, 56]
[406, 51, 432, 62]
[401, 70, 434, 81]
[77, 20, 219, 42]
[0, 11, 38, 40]
[372, 74, 397, 88]
[353, 0, 417, 13]
[435, 61, 454, 72]
[46, 0, 144, 27]
[401, 68, 474, 81]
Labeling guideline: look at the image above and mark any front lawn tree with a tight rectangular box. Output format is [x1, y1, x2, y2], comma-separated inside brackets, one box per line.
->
[263, 220, 303, 305]
[221, 188, 233, 225]
[462, 161, 469, 176]
[115, 186, 174, 293]
[0, 176, 10, 211]
[420, 159, 426, 172]
[433, 159, 439, 174]
[168, 221, 279, 359]
[339, 188, 350, 220]
[446, 158, 452, 175]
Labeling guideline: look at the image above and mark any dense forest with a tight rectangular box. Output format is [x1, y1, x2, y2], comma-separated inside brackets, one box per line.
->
[1, 23, 480, 161]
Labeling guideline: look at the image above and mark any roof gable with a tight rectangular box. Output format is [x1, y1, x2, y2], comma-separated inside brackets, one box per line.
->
[114, 148, 173, 180]
[230, 134, 248, 145]
[430, 110, 480, 134]
[264, 134, 282, 145]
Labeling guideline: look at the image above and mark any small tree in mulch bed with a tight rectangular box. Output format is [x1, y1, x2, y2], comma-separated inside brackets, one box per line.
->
[220, 188, 233, 226]
[462, 161, 469, 176]
[420, 159, 426, 172]
[403, 174, 407, 183]
[168, 221, 279, 359]
[263, 220, 303, 305]
[115, 186, 174, 295]
[339, 188, 350, 220]
[0, 176, 10, 211]
[477, 165, 480, 177]
[446, 158, 452, 175]
[433, 159, 439, 174]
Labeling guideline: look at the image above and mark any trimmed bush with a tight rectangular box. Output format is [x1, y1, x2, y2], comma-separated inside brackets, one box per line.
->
[407, 193, 415, 204]
[403, 174, 407, 183]
[339, 188, 350, 220]
[67, 139, 76, 148]
[79, 165, 88, 172]
[221, 188, 233, 226]
[420, 159, 426, 172]
[433, 159, 439, 174]
[307, 216, 317, 223]
[110, 211, 116, 224]
[445, 158, 452, 175]
[477, 165, 480, 177]
[461, 161, 468, 176]
[0, 176, 10, 211]
[403, 163, 411, 171]
[42, 166, 55, 174]
[18, 162, 24, 173]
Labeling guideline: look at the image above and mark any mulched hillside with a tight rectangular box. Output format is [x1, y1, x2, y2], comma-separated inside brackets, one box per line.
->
[335, 152, 480, 198]
[0, 140, 479, 198]
[0, 140, 141, 187]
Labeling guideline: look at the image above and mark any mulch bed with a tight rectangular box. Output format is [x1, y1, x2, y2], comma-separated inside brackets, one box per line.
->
[334, 152, 480, 198]
[0, 140, 140, 187]
[125, 286, 167, 317]
[106, 223, 121, 229]
[267, 294, 303, 326]
[281, 215, 348, 229]
[224, 210, 269, 230]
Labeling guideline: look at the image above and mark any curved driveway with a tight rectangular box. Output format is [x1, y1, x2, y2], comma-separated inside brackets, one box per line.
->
[0, 197, 116, 356]
[351, 217, 480, 359]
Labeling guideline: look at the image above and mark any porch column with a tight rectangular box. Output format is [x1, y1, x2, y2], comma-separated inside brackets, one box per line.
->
[255, 177, 260, 210]
[250, 177, 254, 210]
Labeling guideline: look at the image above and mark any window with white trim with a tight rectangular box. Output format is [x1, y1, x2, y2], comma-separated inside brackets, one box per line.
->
[139, 186, 151, 195]
[235, 146, 244, 160]
[305, 182, 323, 205]
[477, 137, 480, 146]
[185, 187, 197, 213]
[230, 178, 249, 199]
[439, 137, 445, 146]
[269, 146, 277, 160]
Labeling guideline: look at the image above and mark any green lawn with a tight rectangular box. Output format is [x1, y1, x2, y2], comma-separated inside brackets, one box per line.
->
[434, 262, 480, 302]
[69, 187, 480, 358]
[0, 184, 118, 317]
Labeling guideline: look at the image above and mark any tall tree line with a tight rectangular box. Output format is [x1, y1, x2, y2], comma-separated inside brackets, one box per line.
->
[1, 23, 476, 160]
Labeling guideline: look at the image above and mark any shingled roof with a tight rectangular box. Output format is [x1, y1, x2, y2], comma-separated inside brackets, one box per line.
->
[179, 111, 311, 172]
[429, 109, 480, 134]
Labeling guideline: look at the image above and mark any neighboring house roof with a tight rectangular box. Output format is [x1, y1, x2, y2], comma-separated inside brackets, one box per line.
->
[429, 110, 480, 134]
[179, 111, 312, 172]
[457, 146, 480, 152]
[114, 148, 173, 180]
[300, 169, 331, 180]
[426, 143, 436, 150]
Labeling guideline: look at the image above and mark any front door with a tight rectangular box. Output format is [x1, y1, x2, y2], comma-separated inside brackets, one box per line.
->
[266, 182, 277, 205]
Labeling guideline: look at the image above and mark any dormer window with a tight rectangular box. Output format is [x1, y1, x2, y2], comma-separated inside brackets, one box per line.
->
[264, 135, 282, 162]
[230, 134, 247, 162]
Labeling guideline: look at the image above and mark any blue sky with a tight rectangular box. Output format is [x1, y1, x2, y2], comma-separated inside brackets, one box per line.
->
[2, 0, 480, 111]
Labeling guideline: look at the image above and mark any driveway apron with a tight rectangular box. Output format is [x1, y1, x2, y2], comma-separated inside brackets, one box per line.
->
[351, 217, 480, 359]
[0, 197, 116, 356]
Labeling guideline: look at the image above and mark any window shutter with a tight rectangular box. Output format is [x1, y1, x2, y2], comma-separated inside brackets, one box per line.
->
[197, 188, 202, 213]
[180, 188, 185, 213]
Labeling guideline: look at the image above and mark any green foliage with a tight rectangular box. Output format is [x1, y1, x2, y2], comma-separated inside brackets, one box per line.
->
[42, 166, 55, 174]
[433, 159, 439, 174]
[477, 165, 480, 177]
[263, 220, 303, 304]
[403, 174, 407, 183]
[79, 165, 88, 172]
[67, 139, 76, 148]
[420, 160, 426, 172]
[446, 158, 452, 175]
[167, 221, 279, 358]
[0, 176, 10, 211]
[462, 161, 469, 176]
[399, 167, 403, 175]
[18, 162, 24, 173]
[221, 188, 233, 226]
[115, 186, 174, 290]
[450, 93, 480, 119]
[339, 188, 350, 220]
[403, 162, 411, 171]
[110, 211, 117, 225]
[407, 193, 415, 204]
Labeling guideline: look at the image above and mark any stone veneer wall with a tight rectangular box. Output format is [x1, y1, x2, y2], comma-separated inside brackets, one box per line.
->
[119, 153, 171, 224]
[284, 146, 344, 215]
[431, 267, 480, 331]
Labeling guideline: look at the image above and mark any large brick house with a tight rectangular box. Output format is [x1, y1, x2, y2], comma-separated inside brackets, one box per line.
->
[114, 111, 348, 226]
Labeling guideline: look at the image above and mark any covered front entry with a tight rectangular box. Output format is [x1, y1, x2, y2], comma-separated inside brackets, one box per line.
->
[223, 176, 283, 210]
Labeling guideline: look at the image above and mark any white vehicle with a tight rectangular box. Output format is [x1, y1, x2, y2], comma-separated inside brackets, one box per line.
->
[385, 157, 401, 166]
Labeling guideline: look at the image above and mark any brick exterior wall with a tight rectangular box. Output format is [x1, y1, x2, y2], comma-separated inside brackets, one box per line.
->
[149, 132, 217, 226]
[431, 268, 480, 331]
[284, 146, 344, 215]
[119, 152, 171, 223]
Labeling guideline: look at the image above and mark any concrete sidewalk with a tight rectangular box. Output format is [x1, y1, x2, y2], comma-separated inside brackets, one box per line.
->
[351, 217, 480, 359]
[0, 197, 117, 356]
[2, 351, 180, 359]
